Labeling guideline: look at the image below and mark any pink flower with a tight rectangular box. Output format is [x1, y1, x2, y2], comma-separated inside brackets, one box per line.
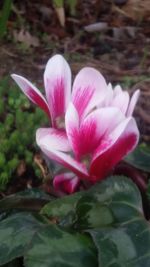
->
[11, 55, 140, 194]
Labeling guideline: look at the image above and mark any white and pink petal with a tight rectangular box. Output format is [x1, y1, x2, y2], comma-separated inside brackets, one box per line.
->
[44, 55, 71, 127]
[89, 117, 139, 182]
[111, 90, 130, 115]
[72, 67, 107, 120]
[11, 74, 50, 118]
[36, 128, 89, 179]
[102, 83, 114, 106]
[65, 104, 125, 159]
[65, 103, 80, 159]
[36, 128, 71, 152]
[113, 85, 122, 97]
[126, 89, 140, 117]
[78, 107, 125, 156]
[53, 173, 80, 194]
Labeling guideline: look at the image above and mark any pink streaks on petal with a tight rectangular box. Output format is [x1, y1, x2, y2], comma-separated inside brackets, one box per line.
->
[79, 119, 98, 156]
[53, 173, 80, 194]
[28, 88, 50, 118]
[46, 78, 65, 126]
[72, 86, 94, 119]
[90, 133, 137, 182]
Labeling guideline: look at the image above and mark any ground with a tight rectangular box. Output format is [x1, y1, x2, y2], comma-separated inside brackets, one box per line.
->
[0, 0, 150, 194]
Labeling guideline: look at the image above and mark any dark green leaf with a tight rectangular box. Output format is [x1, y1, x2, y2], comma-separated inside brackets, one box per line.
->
[0, 213, 44, 265]
[0, 189, 53, 213]
[0, 176, 149, 267]
[146, 180, 150, 202]
[0, 211, 97, 267]
[0, 196, 48, 212]
[75, 195, 114, 229]
[41, 191, 82, 220]
[74, 176, 143, 229]
[2, 258, 22, 267]
[24, 224, 97, 267]
[85, 176, 150, 267]
[89, 218, 150, 267]
[124, 145, 150, 172]
[17, 188, 53, 200]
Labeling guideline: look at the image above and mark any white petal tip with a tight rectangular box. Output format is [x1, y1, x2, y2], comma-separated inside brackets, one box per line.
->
[126, 89, 141, 117]
[11, 74, 20, 80]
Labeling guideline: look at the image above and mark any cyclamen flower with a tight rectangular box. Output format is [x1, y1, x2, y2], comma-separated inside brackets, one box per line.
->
[11, 55, 140, 194]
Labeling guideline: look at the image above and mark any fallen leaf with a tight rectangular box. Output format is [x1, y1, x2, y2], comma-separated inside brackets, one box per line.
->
[114, 0, 150, 21]
[13, 29, 40, 48]
[84, 22, 108, 32]
[113, 26, 137, 39]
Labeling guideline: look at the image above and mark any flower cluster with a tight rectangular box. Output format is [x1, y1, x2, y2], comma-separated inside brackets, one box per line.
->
[12, 55, 140, 194]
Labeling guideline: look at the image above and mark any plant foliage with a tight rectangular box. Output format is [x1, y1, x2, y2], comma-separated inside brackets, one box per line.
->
[125, 144, 150, 173]
[0, 77, 47, 190]
[0, 0, 12, 39]
[0, 176, 150, 267]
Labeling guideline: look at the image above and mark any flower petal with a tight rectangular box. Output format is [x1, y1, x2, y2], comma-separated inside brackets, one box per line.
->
[53, 173, 80, 194]
[103, 83, 113, 106]
[72, 67, 107, 120]
[36, 128, 89, 179]
[111, 89, 130, 114]
[11, 74, 50, 118]
[90, 117, 139, 181]
[36, 128, 71, 152]
[66, 104, 125, 159]
[78, 107, 125, 156]
[65, 103, 80, 159]
[44, 55, 71, 127]
[113, 85, 122, 96]
[126, 89, 140, 117]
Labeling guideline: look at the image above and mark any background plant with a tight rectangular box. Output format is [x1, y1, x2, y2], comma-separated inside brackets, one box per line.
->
[0, 77, 48, 190]
[0, 0, 12, 39]
[53, 0, 77, 15]
[0, 0, 78, 40]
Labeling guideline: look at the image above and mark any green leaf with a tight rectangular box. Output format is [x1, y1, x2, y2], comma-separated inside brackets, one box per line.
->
[1, 176, 150, 267]
[0, 189, 52, 225]
[89, 219, 150, 267]
[124, 145, 150, 172]
[0, 213, 44, 265]
[0, 196, 48, 213]
[24, 224, 97, 267]
[84, 176, 150, 267]
[0, 189, 52, 213]
[42, 176, 143, 229]
[75, 195, 114, 229]
[0, 0, 12, 39]
[74, 176, 143, 230]
[2, 258, 22, 267]
[17, 188, 53, 200]
[0, 212, 97, 267]
[146, 180, 150, 202]
[41, 191, 82, 220]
